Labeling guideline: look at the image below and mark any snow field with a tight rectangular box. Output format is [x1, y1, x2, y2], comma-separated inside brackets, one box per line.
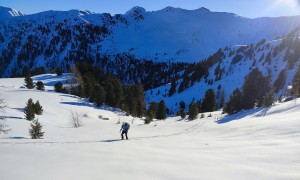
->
[0, 74, 299, 180]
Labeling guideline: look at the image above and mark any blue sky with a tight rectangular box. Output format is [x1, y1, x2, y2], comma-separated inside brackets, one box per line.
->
[1, 0, 300, 18]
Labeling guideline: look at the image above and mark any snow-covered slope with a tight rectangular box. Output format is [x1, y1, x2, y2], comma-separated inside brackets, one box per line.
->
[146, 37, 300, 113]
[0, 75, 299, 180]
[0, 6, 24, 19]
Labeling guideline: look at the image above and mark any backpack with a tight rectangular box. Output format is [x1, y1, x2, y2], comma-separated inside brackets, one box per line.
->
[123, 122, 130, 131]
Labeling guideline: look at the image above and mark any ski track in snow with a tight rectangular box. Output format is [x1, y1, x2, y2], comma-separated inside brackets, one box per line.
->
[0, 121, 204, 145]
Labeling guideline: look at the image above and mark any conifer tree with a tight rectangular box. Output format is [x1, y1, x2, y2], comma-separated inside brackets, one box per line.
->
[242, 68, 270, 109]
[273, 69, 286, 93]
[219, 90, 225, 109]
[257, 73, 273, 107]
[188, 103, 199, 120]
[179, 101, 186, 110]
[24, 98, 35, 121]
[55, 67, 63, 76]
[22, 66, 31, 77]
[202, 89, 216, 112]
[168, 79, 177, 97]
[36, 81, 45, 90]
[179, 108, 186, 119]
[24, 76, 34, 89]
[291, 65, 300, 98]
[262, 89, 275, 107]
[93, 84, 106, 107]
[148, 102, 158, 119]
[34, 100, 43, 115]
[156, 100, 167, 120]
[54, 82, 67, 93]
[29, 119, 44, 139]
[223, 88, 243, 115]
[144, 115, 153, 124]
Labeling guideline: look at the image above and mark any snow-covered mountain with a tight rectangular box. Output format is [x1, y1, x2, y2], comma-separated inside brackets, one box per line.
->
[1, 6, 300, 76]
[0, 6, 24, 18]
[1, 6, 300, 113]
[146, 35, 300, 113]
[0, 74, 299, 179]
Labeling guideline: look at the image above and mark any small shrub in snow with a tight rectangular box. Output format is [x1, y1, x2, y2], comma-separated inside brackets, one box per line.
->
[177, 109, 186, 119]
[144, 116, 152, 124]
[36, 81, 45, 90]
[54, 82, 68, 93]
[0, 98, 10, 134]
[70, 111, 82, 128]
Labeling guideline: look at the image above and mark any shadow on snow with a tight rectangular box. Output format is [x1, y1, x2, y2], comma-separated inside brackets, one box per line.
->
[217, 107, 270, 124]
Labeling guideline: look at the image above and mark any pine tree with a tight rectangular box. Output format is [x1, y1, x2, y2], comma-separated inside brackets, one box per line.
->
[223, 88, 243, 115]
[202, 89, 216, 112]
[257, 73, 273, 107]
[219, 90, 225, 109]
[179, 109, 186, 119]
[168, 79, 177, 97]
[179, 101, 186, 110]
[242, 68, 270, 109]
[54, 82, 67, 93]
[29, 119, 44, 139]
[105, 81, 116, 107]
[262, 89, 275, 107]
[24, 98, 35, 121]
[144, 115, 152, 124]
[24, 76, 34, 89]
[93, 84, 106, 107]
[55, 67, 63, 76]
[34, 100, 43, 115]
[22, 66, 31, 77]
[36, 81, 45, 90]
[188, 103, 199, 120]
[148, 102, 158, 119]
[291, 65, 300, 98]
[156, 100, 167, 120]
[273, 69, 286, 93]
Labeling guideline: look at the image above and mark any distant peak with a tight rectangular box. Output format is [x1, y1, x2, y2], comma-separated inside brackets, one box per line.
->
[196, 7, 211, 12]
[0, 6, 24, 18]
[69, 9, 93, 16]
[162, 6, 181, 11]
[125, 6, 146, 15]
